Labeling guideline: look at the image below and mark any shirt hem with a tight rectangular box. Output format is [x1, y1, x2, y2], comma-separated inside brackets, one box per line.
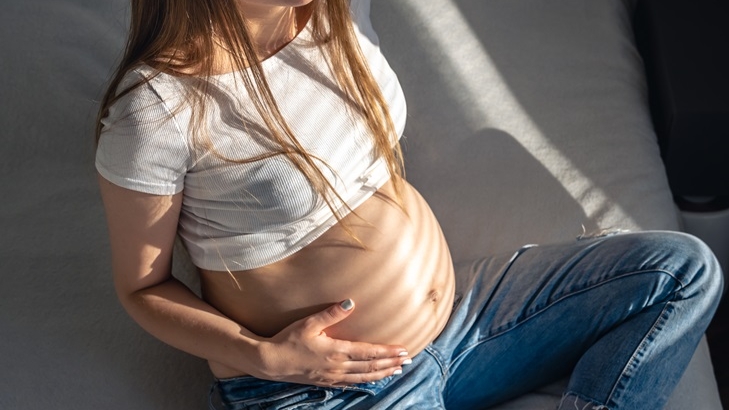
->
[96, 161, 183, 196]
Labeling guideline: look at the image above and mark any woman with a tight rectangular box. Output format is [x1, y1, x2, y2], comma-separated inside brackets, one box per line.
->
[95, 0, 722, 408]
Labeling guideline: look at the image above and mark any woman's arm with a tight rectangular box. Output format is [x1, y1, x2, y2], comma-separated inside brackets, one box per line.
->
[98, 174, 409, 386]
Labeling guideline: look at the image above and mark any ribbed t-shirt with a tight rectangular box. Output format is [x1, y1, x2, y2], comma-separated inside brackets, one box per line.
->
[95, 0, 407, 271]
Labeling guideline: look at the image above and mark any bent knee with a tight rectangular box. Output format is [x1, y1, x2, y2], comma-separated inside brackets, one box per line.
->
[650, 231, 722, 303]
[619, 231, 722, 295]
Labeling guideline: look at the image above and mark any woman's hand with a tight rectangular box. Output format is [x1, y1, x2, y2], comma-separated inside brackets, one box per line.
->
[99, 177, 408, 385]
[254, 299, 412, 387]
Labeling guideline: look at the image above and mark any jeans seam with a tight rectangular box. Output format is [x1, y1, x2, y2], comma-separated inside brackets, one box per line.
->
[447, 268, 681, 370]
[424, 345, 447, 375]
[422, 345, 448, 408]
[604, 301, 672, 407]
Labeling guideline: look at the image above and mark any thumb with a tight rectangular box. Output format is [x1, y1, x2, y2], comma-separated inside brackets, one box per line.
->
[305, 299, 356, 332]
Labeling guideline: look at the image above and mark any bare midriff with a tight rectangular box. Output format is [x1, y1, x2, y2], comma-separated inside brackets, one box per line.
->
[200, 178, 456, 378]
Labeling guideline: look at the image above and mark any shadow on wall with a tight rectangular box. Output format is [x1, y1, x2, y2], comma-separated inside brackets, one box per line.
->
[404, 127, 592, 262]
[372, 0, 679, 259]
[0, 0, 682, 409]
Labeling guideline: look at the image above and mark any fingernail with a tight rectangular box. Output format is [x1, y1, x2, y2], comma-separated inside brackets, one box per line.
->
[340, 299, 354, 311]
[393, 369, 403, 375]
[402, 358, 413, 365]
[398, 351, 409, 357]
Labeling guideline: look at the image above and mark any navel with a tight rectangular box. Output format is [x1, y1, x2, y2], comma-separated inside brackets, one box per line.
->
[428, 289, 441, 304]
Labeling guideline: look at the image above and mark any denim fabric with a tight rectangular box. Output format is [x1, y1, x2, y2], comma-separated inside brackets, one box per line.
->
[210, 231, 722, 410]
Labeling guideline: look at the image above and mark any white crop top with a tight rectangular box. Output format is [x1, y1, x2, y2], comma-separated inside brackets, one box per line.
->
[95, 0, 407, 271]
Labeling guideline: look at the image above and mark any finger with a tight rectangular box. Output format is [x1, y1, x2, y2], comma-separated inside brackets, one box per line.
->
[302, 299, 356, 331]
[329, 367, 405, 387]
[336, 340, 409, 361]
[340, 356, 412, 375]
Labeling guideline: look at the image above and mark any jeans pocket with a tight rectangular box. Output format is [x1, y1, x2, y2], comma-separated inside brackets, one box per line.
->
[222, 381, 332, 410]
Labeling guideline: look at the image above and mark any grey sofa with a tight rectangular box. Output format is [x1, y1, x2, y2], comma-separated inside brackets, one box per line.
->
[0, 0, 721, 408]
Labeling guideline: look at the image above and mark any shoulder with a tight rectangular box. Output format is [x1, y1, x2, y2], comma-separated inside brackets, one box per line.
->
[118, 65, 186, 109]
[96, 65, 192, 196]
[101, 66, 189, 137]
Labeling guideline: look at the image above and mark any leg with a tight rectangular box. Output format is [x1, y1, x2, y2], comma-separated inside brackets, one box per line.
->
[439, 231, 722, 410]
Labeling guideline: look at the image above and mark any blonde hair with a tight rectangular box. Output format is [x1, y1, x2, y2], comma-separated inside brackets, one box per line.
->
[96, 0, 404, 228]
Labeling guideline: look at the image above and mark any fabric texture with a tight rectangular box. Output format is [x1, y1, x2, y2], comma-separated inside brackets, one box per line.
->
[0, 0, 723, 409]
[95, 0, 407, 271]
[211, 232, 722, 409]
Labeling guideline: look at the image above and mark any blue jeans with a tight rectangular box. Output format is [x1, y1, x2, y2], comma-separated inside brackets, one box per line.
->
[210, 231, 723, 410]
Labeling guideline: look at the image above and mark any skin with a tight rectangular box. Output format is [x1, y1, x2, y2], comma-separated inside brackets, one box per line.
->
[210, 1, 313, 73]
[99, 175, 455, 386]
[201, 179, 455, 379]
[99, 1, 456, 387]
[233, 0, 314, 59]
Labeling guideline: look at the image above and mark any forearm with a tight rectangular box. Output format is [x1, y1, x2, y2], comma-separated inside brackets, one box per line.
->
[118, 277, 412, 386]
[118, 277, 264, 376]
[98, 181, 408, 385]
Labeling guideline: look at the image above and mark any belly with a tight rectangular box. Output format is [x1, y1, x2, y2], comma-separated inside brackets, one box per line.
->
[199, 178, 455, 378]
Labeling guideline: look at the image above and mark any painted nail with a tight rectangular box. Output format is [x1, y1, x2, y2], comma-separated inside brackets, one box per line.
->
[398, 351, 409, 357]
[402, 358, 413, 365]
[340, 299, 354, 311]
[393, 369, 403, 375]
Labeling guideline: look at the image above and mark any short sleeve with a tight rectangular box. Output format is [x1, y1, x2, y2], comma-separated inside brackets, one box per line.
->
[95, 70, 190, 195]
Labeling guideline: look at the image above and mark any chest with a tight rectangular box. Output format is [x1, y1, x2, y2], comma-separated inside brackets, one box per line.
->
[181, 64, 378, 227]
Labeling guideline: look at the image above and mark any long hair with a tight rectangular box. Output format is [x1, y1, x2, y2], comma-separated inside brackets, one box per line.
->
[96, 0, 404, 231]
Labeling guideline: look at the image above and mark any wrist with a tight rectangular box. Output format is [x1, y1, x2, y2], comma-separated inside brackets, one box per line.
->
[250, 338, 287, 381]
[211, 332, 269, 379]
